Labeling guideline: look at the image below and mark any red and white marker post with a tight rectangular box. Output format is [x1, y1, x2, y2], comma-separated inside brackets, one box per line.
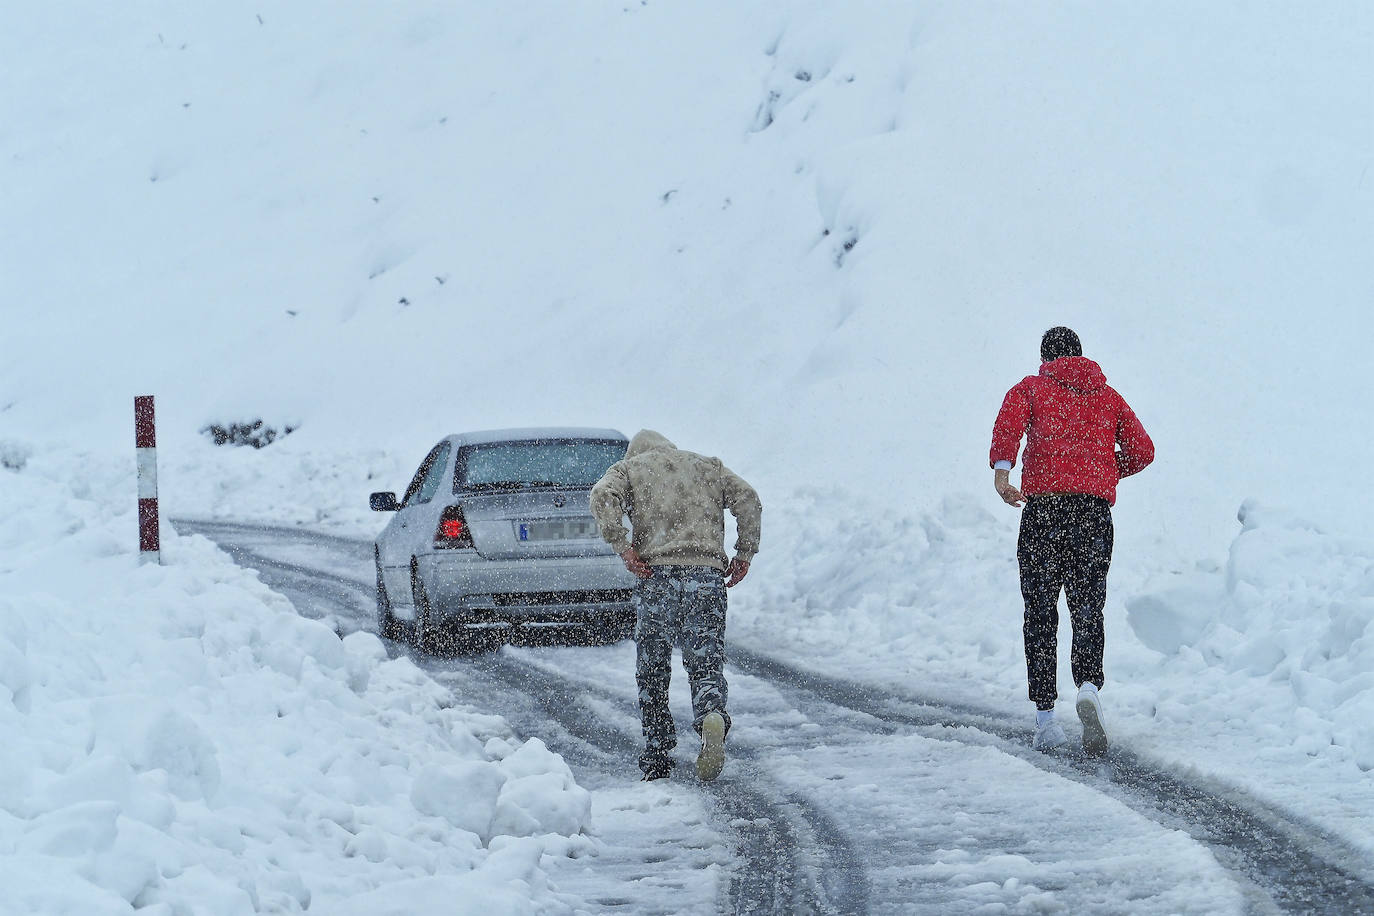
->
[135, 396, 161, 565]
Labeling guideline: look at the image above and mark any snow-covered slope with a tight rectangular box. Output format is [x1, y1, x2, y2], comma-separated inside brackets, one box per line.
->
[6, 2, 1372, 549]
[3, 1, 1373, 908]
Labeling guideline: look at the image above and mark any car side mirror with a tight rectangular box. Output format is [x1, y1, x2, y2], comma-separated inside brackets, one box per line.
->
[370, 492, 399, 512]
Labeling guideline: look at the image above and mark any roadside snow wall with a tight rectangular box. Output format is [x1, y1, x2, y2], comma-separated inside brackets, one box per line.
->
[0, 446, 592, 916]
[1125, 501, 1374, 772]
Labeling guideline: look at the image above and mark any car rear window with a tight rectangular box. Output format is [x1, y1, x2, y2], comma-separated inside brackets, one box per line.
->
[455, 440, 627, 492]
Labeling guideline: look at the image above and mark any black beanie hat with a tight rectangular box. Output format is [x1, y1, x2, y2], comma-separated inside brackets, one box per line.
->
[1041, 326, 1082, 362]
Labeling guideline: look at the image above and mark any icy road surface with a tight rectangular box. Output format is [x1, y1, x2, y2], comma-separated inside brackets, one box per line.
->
[178, 520, 1374, 915]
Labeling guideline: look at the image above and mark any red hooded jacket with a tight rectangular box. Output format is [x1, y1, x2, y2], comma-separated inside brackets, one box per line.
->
[990, 356, 1154, 505]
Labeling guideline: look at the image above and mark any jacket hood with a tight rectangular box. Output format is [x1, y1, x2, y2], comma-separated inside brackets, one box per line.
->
[1040, 356, 1107, 393]
[627, 429, 677, 459]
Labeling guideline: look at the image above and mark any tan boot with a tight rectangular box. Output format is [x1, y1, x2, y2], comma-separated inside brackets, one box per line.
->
[696, 712, 726, 781]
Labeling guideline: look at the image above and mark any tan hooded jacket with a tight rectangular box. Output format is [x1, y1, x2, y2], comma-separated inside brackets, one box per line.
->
[590, 430, 762, 571]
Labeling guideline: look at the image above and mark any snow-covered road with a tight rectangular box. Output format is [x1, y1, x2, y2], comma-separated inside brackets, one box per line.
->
[178, 520, 1374, 915]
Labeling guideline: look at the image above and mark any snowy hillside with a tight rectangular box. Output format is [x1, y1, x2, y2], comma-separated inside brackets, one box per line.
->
[3, 1, 1374, 911]
[5, 2, 1372, 548]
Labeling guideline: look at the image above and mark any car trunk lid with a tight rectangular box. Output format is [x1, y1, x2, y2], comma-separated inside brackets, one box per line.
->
[457, 489, 615, 560]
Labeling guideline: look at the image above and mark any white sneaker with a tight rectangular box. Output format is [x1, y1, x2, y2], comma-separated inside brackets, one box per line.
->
[1033, 717, 1068, 752]
[696, 712, 726, 781]
[1076, 683, 1108, 756]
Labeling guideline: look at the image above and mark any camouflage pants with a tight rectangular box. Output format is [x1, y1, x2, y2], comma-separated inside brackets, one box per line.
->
[634, 565, 731, 772]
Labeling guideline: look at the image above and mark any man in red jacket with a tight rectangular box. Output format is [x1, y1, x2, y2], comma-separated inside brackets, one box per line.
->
[990, 327, 1154, 755]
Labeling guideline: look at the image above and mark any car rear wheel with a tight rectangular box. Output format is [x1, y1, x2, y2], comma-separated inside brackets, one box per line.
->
[410, 560, 475, 656]
[410, 560, 441, 654]
[376, 549, 406, 641]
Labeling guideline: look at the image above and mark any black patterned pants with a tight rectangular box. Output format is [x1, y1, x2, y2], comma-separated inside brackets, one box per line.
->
[1018, 494, 1114, 710]
[634, 565, 731, 773]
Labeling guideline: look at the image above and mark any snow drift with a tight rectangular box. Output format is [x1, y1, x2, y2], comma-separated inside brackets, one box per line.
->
[0, 449, 592, 914]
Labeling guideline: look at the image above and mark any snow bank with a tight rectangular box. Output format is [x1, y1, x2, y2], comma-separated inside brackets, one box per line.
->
[165, 437, 405, 536]
[1125, 501, 1374, 772]
[0, 446, 592, 915]
[733, 487, 1023, 707]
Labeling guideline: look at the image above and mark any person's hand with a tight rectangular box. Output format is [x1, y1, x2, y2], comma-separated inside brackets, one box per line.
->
[994, 469, 1025, 508]
[620, 548, 652, 579]
[724, 557, 750, 587]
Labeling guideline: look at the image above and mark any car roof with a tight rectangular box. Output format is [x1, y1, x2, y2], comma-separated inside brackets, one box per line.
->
[449, 427, 628, 447]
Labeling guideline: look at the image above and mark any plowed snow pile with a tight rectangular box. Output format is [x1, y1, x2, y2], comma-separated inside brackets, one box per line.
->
[0, 451, 591, 914]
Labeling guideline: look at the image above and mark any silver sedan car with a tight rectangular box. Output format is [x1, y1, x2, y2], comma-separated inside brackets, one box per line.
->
[369, 428, 637, 651]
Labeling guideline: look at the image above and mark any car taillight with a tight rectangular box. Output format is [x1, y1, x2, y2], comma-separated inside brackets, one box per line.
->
[434, 506, 473, 548]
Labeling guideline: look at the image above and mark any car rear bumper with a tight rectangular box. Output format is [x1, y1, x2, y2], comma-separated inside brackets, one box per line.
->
[418, 552, 638, 625]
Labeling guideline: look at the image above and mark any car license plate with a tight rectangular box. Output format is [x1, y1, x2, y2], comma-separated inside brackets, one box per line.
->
[518, 518, 599, 542]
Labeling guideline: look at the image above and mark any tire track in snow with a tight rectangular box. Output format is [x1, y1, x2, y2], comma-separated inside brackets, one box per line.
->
[727, 646, 1374, 916]
[179, 519, 1374, 913]
[176, 520, 866, 915]
[477, 652, 869, 915]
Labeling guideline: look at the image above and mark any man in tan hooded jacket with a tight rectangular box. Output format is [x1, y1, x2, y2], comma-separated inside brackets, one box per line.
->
[591, 430, 762, 780]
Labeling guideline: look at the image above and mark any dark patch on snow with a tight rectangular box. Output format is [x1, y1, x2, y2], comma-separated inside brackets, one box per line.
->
[835, 232, 859, 267]
[1, 441, 30, 472]
[751, 89, 782, 132]
[202, 420, 297, 449]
